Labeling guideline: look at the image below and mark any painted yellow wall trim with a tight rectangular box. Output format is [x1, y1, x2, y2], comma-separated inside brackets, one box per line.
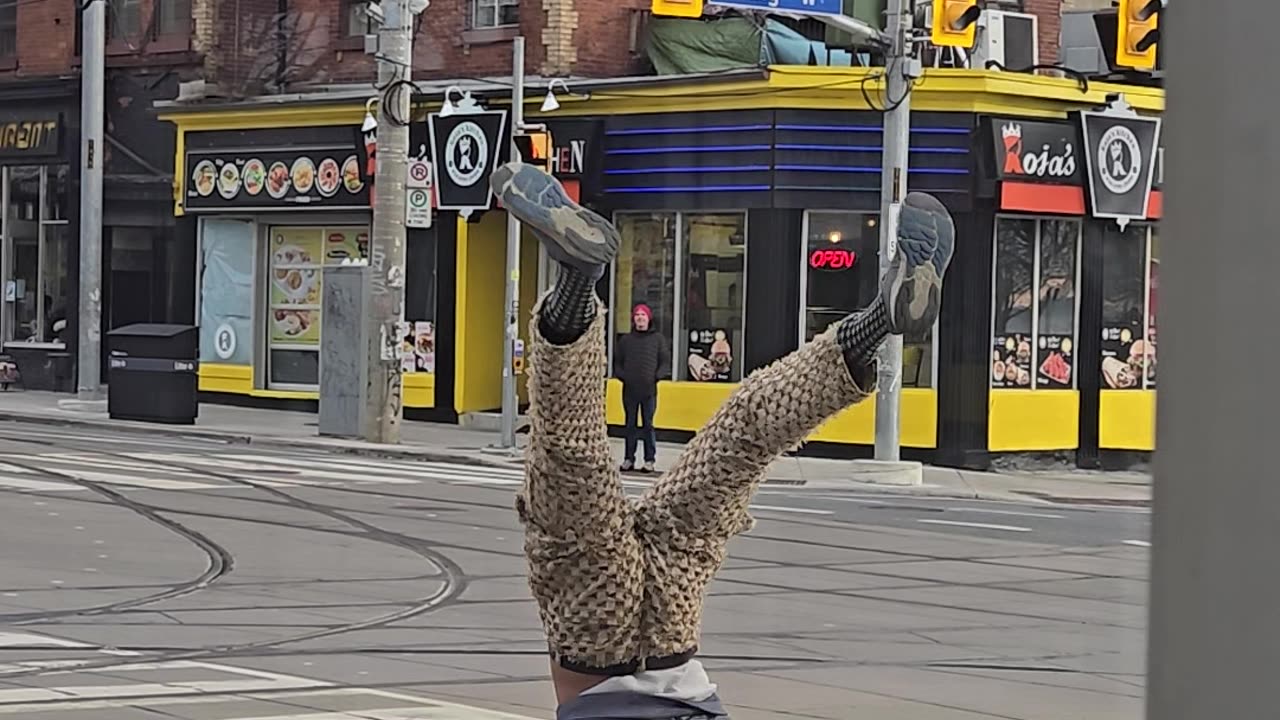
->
[198, 363, 252, 394]
[403, 372, 436, 409]
[989, 389, 1080, 452]
[604, 380, 938, 448]
[161, 69, 1163, 134]
[1099, 390, 1155, 451]
[198, 363, 434, 407]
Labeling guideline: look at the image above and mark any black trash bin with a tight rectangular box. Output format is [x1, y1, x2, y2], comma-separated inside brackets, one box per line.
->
[107, 324, 199, 424]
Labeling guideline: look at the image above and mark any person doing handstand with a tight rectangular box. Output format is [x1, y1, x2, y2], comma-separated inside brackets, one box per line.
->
[490, 161, 955, 719]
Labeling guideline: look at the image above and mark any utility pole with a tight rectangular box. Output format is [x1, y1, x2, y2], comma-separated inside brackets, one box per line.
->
[77, 0, 105, 400]
[873, 0, 915, 461]
[1147, 1, 1280, 718]
[363, 0, 413, 444]
[497, 37, 526, 450]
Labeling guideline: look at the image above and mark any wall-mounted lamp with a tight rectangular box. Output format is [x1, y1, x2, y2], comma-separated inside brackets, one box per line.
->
[539, 78, 588, 113]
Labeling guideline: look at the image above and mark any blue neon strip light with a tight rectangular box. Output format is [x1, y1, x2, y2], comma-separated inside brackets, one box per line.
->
[775, 165, 969, 175]
[605, 185, 771, 193]
[605, 165, 771, 175]
[776, 144, 968, 154]
[605, 125, 773, 136]
[776, 124, 970, 134]
[606, 145, 772, 155]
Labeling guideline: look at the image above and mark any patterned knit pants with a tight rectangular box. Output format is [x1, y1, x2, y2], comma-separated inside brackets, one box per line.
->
[518, 298, 873, 672]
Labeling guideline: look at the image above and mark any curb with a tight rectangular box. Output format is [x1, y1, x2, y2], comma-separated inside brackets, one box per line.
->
[0, 410, 522, 469]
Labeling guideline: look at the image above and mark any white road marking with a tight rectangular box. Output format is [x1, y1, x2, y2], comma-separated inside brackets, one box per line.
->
[917, 519, 1032, 533]
[0, 677, 327, 704]
[945, 507, 1065, 520]
[748, 504, 834, 516]
[0, 630, 541, 718]
[1123, 540, 1151, 548]
[791, 494, 885, 504]
[0, 476, 77, 492]
[0, 632, 91, 648]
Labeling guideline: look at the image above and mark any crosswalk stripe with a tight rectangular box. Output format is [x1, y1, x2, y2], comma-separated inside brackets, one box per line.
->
[0, 677, 327, 705]
[0, 631, 540, 718]
[0, 476, 78, 493]
[0, 452, 532, 494]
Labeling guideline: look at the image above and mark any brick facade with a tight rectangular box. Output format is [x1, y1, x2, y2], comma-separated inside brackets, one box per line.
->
[12, 0, 78, 76]
[1022, 0, 1063, 64]
[2, 1, 1073, 99]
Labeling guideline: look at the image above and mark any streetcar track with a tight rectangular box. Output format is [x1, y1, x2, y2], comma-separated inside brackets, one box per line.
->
[0, 435, 471, 680]
[0, 431, 1145, 677]
[0, 457, 235, 625]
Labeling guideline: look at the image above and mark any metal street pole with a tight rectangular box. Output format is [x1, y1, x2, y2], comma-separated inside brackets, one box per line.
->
[498, 36, 526, 450]
[874, 0, 913, 461]
[363, 0, 413, 444]
[77, 0, 105, 400]
[1147, 1, 1280, 718]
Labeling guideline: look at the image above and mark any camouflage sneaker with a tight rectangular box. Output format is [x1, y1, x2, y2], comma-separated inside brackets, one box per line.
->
[880, 192, 956, 337]
[489, 162, 619, 272]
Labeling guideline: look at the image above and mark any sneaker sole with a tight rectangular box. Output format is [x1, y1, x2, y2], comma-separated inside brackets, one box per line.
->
[884, 261, 942, 337]
[882, 193, 954, 335]
[491, 164, 619, 268]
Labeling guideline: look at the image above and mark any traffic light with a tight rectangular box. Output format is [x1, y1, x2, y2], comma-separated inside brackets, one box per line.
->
[931, 0, 981, 49]
[651, 0, 702, 18]
[1116, 0, 1162, 70]
[513, 130, 553, 170]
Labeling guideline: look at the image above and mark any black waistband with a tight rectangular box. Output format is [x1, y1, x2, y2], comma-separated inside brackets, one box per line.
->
[556, 648, 697, 677]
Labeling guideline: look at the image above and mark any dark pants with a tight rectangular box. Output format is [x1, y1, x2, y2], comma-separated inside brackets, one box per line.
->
[623, 389, 657, 464]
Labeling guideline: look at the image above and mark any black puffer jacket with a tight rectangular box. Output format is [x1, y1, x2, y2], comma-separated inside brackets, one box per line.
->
[614, 330, 670, 398]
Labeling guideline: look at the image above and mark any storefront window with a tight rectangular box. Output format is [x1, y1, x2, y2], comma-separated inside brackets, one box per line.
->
[265, 225, 368, 388]
[2, 166, 69, 345]
[611, 211, 747, 384]
[803, 212, 879, 340]
[1101, 223, 1157, 390]
[800, 211, 935, 387]
[679, 213, 745, 383]
[1146, 228, 1158, 388]
[991, 217, 1080, 389]
[402, 233, 438, 374]
[612, 212, 677, 353]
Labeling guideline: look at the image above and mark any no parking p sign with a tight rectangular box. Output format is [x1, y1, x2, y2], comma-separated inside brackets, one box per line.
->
[406, 158, 433, 229]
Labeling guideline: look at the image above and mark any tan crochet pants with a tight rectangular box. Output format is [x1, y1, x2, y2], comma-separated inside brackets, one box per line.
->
[517, 298, 872, 671]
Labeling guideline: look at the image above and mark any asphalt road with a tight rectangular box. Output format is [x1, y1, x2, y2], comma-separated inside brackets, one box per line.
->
[0, 419, 1150, 719]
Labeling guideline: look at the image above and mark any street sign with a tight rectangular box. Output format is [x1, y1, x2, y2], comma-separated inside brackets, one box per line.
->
[407, 158, 431, 189]
[406, 187, 433, 229]
[708, 0, 842, 17]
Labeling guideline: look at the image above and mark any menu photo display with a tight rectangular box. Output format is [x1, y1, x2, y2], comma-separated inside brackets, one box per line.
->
[992, 334, 1033, 388]
[1101, 325, 1155, 390]
[188, 150, 368, 208]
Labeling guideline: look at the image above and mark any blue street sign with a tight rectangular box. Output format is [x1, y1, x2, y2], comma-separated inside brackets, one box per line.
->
[708, 0, 843, 17]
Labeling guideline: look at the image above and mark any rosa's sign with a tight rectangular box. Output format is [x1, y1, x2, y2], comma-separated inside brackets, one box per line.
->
[990, 119, 1083, 185]
[1001, 122, 1078, 180]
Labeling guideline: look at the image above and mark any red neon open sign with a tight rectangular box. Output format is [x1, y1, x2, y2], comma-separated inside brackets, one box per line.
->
[809, 248, 857, 270]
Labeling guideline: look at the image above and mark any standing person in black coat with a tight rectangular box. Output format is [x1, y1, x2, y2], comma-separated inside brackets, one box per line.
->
[614, 303, 669, 472]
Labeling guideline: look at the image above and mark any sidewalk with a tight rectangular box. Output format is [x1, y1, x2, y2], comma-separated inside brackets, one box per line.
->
[0, 391, 1150, 506]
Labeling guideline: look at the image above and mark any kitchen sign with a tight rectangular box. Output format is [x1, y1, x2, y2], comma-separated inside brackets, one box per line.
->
[0, 111, 62, 161]
[1078, 95, 1162, 229]
[989, 118, 1082, 185]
